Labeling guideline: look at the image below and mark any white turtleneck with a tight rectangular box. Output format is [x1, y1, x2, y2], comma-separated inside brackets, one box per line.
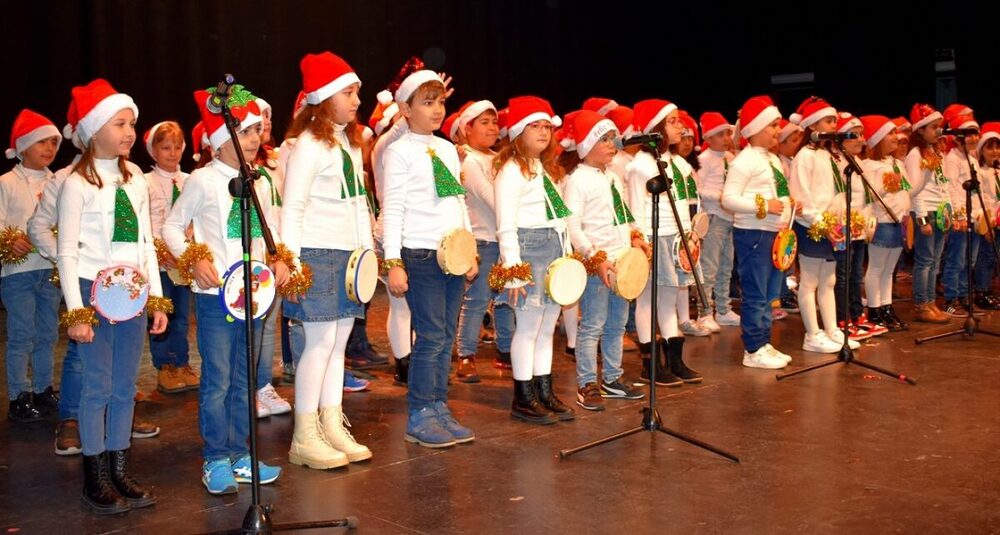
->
[563, 163, 633, 260]
[0, 163, 54, 276]
[697, 149, 734, 221]
[461, 145, 499, 242]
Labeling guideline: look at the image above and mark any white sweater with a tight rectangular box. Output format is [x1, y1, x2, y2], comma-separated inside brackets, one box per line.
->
[943, 149, 980, 219]
[28, 158, 79, 262]
[862, 157, 912, 224]
[905, 147, 949, 216]
[563, 163, 633, 260]
[281, 127, 374, 254]
[625, 151, 692, 237]
[371, 119, 409, 241]
[608, 151, 633, 191]
[495, 158, 565, 266]
[162, 158, 276, 295]
[0, 164, 55, 276]
[146, 166, 189, 240]
[461, 146, 499, 242]
[57, 158, 163, 310]
[790, 146, 843, 226]
[721, 146, 791, 232]
[381, 131, 469, 259]
[696, 149, 733, 221]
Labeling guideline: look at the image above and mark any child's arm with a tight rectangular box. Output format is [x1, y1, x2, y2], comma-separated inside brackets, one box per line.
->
[904, 149, 928, 216]
[56, 177, 87, 311]
[494, 165, 524, 267]
[563, 175, 594, 257]
[279, 137, 320, 259]
[28, 177, 60, 262]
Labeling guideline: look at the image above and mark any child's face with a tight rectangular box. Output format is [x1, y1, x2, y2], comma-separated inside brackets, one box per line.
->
[705, 130, 729, 152]
[583, 131, 617, 169]
[778, 130, 803, 157]
[20, 136, 60, 169]
[922, 120, 942, 144]
[662, 110, 683, 145]
[984, 140, 1000, 165]
[464, 111, 499, 151]
[843, 126, 865, 155]
[92, 108, 136, 159]
[152, 138, 183, 171]
[261, 110, 272, 145]
[330, 83, 361, 125]
[218, 123, 262, 166]
[677, 136, 694, 157]
[518, 121, 553, 158]
[964, 133, 980, 154]
[895, 136, 910, 157]
[880, 130, 900, 157]
[404, 86, 446, 134]
[814, 115, 837, 134]
[749, 119, 781, 150]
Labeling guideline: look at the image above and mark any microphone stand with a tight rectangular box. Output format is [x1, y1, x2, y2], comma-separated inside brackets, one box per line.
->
[202, 75, 357, 535]
[559, 140, 737, 462]
[916, 136, 1000, 344]
[778, 142, 916, 385]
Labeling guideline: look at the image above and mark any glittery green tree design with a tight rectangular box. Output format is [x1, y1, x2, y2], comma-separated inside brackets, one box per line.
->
[227, 197, 263, 239]
[340, 147, 365, 199]
[112, 186, 139, 243]
[543, 176, 571, 220]
[428, 147, 466, 198]
[771, 164, 791, 198]
[611, 183, 634, 225]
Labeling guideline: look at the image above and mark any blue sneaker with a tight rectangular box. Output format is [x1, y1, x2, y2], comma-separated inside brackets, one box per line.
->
[343, 371, 370, 393]
[404, 406, 456, 448]
[433, 401, 475, 443]
[231, 455, 281, 485]
[202, 459, 238, 495]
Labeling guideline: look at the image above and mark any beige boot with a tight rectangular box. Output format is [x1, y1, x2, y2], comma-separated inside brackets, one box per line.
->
[288, 412, 349, 469]
[319, 406, 373, 462]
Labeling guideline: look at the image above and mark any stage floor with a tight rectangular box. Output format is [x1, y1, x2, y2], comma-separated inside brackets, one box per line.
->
[2, 286, 1000, 534]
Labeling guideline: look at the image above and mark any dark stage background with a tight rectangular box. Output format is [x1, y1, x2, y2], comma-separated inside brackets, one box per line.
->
[1, 0, 992, 170]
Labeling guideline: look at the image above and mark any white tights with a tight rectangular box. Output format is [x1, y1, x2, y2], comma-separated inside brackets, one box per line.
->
[865, 246, 901, 308]
[798, 256, 838, 335]
[635, 279, 681, 343]
[510, 306, 561, 381]
[294, 319, 353, 413]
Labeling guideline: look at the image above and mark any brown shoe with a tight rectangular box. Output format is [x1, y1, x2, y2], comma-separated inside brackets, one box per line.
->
[928, 303, 951, 323]
[55, 419, 82, 456]
[131, 419, 160, 439]
[177, 364, 200, 389]
[157, 365, 188, 394]
[455, 356, 481, 384]
[915, 303, 949, 324]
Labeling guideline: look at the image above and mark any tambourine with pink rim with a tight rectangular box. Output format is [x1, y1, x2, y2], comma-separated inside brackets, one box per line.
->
[219, 260, 276, 322]
[90, 264, 150, 323]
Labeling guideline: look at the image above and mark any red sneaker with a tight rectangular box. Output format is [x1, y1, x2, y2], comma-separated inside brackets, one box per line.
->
[854, 314, 888, 337]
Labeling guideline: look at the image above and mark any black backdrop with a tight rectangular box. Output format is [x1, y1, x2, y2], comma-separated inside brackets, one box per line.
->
[2, 0, 993, 170]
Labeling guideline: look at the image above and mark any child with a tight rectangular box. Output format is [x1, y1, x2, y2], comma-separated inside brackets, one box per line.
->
[860, 115, 910, 331]
[57, 80, 169, 514]
[1, 109, 63, 423]
[905, 104, 951, 323]
[383, 70, 477, 447]
[144, 121, 199, 393]
[940, 114, 981, 317]
[974, 123, 1000, 309]
[163, 83, 290, 494]
[563, 110, 648, 411]
[721, 96, 798, 368]
[281, 51, 374, 468]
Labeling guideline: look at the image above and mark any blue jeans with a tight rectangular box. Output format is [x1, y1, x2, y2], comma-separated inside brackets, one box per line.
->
[834, 240, 866, 321]
[2, 269, 60, 399]
[402, 247, 465, 412]
[733, 229, 783, 353]
[974, 231, 997, 292]
[698, 215, 735, 316]
[76, 280, 145, 456]
[576, 275, 628, 387]
[941, 230, 979, 300]
[912, 216, 948, 304]
[58, 340, 81, 420]
[195, 292, 261, 462]
[456, 240, 514, 356]
[149, 271, 191, 368]
[256, 296, 280, 389]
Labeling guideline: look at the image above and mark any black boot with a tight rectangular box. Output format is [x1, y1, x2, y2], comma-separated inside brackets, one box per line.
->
[533, 375, 575, 421]
[874, 305, 898, 331]
[33, 386, 59, 415]
[511, 380, 558, 425]
[393, 355, 410, 386]
[637, 342, 682, 387]
[664, 337, 702, 384]
[884, 304, 908, 331]
[108, 449, 156, 508]
[82, 452, 130, 515]
[7, 391, 43, 423]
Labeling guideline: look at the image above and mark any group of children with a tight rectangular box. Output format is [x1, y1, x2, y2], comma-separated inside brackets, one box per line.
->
[3, 50, 998, 514]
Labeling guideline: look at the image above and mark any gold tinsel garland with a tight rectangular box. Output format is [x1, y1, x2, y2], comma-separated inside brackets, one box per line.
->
[573, 250, 607, 276]
[488, 262, 532, 292]
[380, 258, 405, 275]
[754, 194, 767, 219]
[807, 212, 841, 242]
[882, 171, 903, 193]
[0, 226, 30, 265]
[146, 296, 175, 314]
[849, 211, 867, 239]
[153, 238, 172, 265]
[630, 229, 646, 244]
[279, 263, 313, 298]
[920, 151, 942, 171]
[176, 242, 214, 285]
[266, 243, 295, 267]
[60, 307, 99, 328]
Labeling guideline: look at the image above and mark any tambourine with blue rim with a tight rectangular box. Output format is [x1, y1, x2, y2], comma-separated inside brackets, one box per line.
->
[90, 264, 150, 323]
[219, 260, 276, 322]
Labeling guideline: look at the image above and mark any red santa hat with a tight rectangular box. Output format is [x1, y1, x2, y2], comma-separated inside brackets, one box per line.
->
[507, 96, 561, 140]
[836, 111, 862, 134]
[789, 96, 836, 129]
[740, 96, 782, 139]
[678, 110, 700, 148]
[948, 113, 979, 132]
[368, 90, 399, 136]
[441, 110, 463, 142]
[632, 99, 677, 135]
[892, 117, 911, 132]
[977, 122, 1000, 154]
[859, 115, 896, 149]
[558, 110, 581, 152]
[143, 121, 186, 159]
[63, 100, 82, 150]
[193, 84, 262, 151]
[497, 107, 510, 139]
[300, 51, 361, 106]
[606, 106, 634, 139]
[910, 103, 943, 132]
[458, 100, 497, 133]
[778, 119, 803, 143]
[394, 70, 442, 104]
[191, 121, 208, 162]
[293, 91, 308, 118]
[6, 109, 62, 160]
[943, 103, 974, 124]
[71, 78, 138, 147]
[699, 111, 732, 139]
[570, 110, 617, 158]
[582, 97, 619, 116]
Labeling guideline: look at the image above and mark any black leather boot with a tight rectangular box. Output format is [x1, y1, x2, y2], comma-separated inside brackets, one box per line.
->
[7, 391, 43, 423]
[511, 380, 557, 424]
[883, 304, 908, 331]
[393, 355, 410, 386]
[533, 375, 575, 421]
[664, 337, 702, 384]
[637, 341, 682, 387]
[108, 449, 156, 508]
[82, 452, 130, 515]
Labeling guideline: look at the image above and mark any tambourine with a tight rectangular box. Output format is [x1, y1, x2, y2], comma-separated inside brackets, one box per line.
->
[772, 229, 798, 271]
[346, 248, 378, 304]
[691, 212, 710, 239]
[610, 247, 649, 300]
[91, 264, 150, 323]
[544, 256, 587, 306]
[829, 222, 847, 252]
[936, 202, 953, 232]
[975, 213, 990, 236]
[672, 232, 701, 273]
[437, 228, 477, 276]
[901, 214, 915, 251]
[166, 268, 188, 286]
[219, 260, 276, 322]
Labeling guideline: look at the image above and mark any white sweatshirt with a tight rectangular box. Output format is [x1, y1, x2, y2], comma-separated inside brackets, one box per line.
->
[0, 164, 55, 276]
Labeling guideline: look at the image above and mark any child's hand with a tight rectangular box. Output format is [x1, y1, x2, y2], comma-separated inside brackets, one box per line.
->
[465, 261, 478, 282]
[149, 311, 168, 335]
[920, 223, 933, 236]
[505, 283, 532, 307]
[68, 323, 94, 344]
[388, 266, 408, 297]
[160, 251, 178, 270]
[271, 260, 290, 288]
[193, 259, 220, 289]
[11, 237, 33, 257]
[767, 199, 784, 215]
[598, 260, 616, 289]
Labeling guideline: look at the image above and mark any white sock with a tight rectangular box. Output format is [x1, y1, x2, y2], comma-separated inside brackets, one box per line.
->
[657, 285, 680, 338]
[533, 306, 561, 376]
[798, 256, 822, 336]
[677, 286, 690, 323]
[562, 304, 578, 348]
[318, 319, 354, 408]
[636, 279, 653, 344]
[296, 321, 339, 414]
[511, 307, 545, 381]
[387, 291, 411, 360]
[818, 260, 838, 332]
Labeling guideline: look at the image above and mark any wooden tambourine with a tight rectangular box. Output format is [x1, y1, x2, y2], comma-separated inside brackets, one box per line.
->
[219, 260, 276, 322]
[437, 228, 477, 276]
[345, 248, 378, 304]
[901, 214, 915, 251]
[90, 264, 150, 323]
[544, 256, 587, 306]
[610, 247, 649, 300]
[691, 212, 710, 239]
[772, 229, 798, 271]
[672, 232, 701, 273]
[166, 268, 188, 286]
[975, 213, 990, 236]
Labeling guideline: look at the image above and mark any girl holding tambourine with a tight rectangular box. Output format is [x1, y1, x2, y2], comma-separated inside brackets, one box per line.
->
[281, 52, 375, 469]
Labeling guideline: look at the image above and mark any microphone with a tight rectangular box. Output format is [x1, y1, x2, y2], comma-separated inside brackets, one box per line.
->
[942, 127, 979, 137]
[206, 74, 236, 114]
[809, 131, 860, 143]
[614, 133, 662, 150]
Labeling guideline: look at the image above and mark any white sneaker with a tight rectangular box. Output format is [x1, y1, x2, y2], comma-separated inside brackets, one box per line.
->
[826, 329, 861, 350]
[698, 315, 721, 333]
[742, 347, 787, 369]
[716, 310, 741, 326]
[257, 383, 292, 416]
[802, 331, 841, 353]
[680, 320, 711, 337]
[256, 399, 272, 419]
[764, 344, 792, 364]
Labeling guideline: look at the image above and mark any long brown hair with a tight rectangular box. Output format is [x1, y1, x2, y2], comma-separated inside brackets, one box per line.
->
[72, 144, 132, 188]
[285, 98, 362, 149]
[493, 135, 565, 182]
